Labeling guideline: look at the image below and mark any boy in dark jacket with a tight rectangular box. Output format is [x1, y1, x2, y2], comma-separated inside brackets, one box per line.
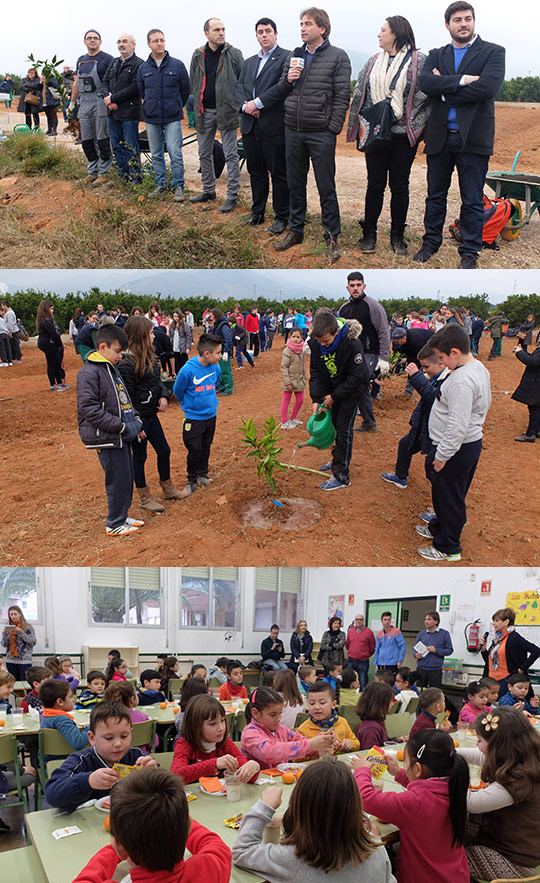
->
[232, 319, 255, 369]
[137, 669, 167, 706]
[76, 324, 144, 537]
[381, 344, 450, 489]
[210, 309, 234, 395]
[45, 700, 157, 813]
[308, 309, 370, 490]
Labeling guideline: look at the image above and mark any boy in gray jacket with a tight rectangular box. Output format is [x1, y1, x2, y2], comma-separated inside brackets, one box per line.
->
[417, 324, 491, 561]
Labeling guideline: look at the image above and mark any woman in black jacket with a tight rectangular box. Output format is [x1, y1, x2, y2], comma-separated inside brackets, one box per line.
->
[289, 620, 314, 672]
[319, 616, 347, 673]
[36, 300, 70, 391]
[481, 606, 540, 698]
[17, 68, 41, 130]
[511, 340, 540, 443]
[118, 316, 184, 511]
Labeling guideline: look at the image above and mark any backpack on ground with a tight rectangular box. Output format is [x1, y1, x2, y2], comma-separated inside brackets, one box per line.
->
[449, 196, 516, 250]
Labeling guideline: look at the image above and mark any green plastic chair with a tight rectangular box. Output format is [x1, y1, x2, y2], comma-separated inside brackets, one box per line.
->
[388, 700, 401, 714]
[45, 758, 65, 778]
[406, 696, 419, 714]
[0, 734, 32, 817]
[208, 677, 222, 689]
[294, 712, 309, 729]
[38, 728, 86, 809]
[131, 719, 157, 749]
[385, 713, 413, 740]
[339, 705, 360, 730]
[150, 750, 174, 771]
[167, 678, 183, 700]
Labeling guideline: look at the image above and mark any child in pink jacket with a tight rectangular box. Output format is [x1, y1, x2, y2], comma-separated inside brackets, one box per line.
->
[240, 687, 333, 765]
[352, 729, 470, 883]
[458, 682, 490, 724]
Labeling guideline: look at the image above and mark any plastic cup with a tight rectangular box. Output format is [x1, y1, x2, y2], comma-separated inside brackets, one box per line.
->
[224, 772, 242, 802]
[12, 711, 24, 727]
[0, 709, 6, 724]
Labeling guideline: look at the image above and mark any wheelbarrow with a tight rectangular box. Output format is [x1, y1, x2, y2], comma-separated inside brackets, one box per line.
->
[485, 150, 540, 240]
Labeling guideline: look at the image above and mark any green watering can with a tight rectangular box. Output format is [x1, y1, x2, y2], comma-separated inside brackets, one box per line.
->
[298, 407, 336, 450]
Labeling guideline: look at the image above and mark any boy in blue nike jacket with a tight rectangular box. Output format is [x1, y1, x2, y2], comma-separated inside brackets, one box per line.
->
[172, 333, 222, 499]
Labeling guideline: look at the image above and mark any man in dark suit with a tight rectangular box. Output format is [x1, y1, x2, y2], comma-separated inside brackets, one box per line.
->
[235, 18, 290, 234]
[413, 2, 505, 269]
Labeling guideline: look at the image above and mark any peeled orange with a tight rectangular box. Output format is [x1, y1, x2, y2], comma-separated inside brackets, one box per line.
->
[282, 771, 295, 784]
[397, 749, 405, 761]
[104, 815, 110, 831]
[159, 702, 167, 709]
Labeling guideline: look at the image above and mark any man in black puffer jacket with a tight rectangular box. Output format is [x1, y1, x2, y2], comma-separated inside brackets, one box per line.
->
[274, 8, 351, 262]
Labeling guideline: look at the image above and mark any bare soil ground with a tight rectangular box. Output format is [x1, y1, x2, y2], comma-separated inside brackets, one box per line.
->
[1, 103, 539, 269]
[1, 333, 538, 568]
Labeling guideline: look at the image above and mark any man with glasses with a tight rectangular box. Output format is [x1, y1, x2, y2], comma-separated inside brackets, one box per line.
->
[103, 34, 143, 184]
[137, 30, 190, 201]
[69, 30, 114, 185]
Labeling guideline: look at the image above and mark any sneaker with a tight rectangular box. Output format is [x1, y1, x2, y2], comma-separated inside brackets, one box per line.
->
[514, 433, 536, 443]
[419, 508, 436, 524]
[381, 472, 408, 489]
[459, 256, 477, 270]
[50, 383, 63, 390]
[81, 174, 98, 184]
[290, 418, 304, 425]
[58, 382, 72, 390]
[319, 461, 333, 472]
[0, 363, 8, 367]
[173, 186, 185, 203]
[354, 421, 377, 433]
[106, 522, 139, 536]
[126, 517, 145, 527]
[280, 420, 295, 429]
[92, 175, 111, 187]
[197, 476, 213, 486]
[415, 523, 434, 538]
[417, 545, 462, 562]
[148, 187, 167, 198]
[178, 481, 197, 499]
[319, 476, 351, 490]
[13, 359, 22, 363]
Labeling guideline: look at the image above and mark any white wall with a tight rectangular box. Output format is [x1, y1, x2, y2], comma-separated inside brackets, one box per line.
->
[24, 567, 540, 673]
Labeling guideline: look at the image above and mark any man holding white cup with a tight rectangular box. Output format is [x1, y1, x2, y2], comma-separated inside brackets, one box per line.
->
[275, 7, 351, 262]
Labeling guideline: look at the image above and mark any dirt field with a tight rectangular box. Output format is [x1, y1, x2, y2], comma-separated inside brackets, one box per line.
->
[1, 103, 539, 269]
[1, 332, 538, 568]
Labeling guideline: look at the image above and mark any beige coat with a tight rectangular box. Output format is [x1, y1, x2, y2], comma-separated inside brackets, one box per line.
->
[281, 344, 306, 392]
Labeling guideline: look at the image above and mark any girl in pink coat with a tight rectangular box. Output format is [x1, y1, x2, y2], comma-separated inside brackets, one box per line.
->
[352, 729, 470, 883]
[458, 682, 490, 724]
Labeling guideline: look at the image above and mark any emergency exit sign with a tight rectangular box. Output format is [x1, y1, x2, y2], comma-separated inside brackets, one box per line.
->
[440, 594, 451, 611]
[481, 580, 492, 595]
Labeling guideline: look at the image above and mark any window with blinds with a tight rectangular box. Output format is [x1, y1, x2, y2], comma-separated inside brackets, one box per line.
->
[180, 567, 239, 629]
[254, 568, 302, 631]
[90, 568, 162, 625]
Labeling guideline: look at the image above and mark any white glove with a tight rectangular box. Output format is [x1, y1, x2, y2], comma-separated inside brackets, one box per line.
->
[377, 358, 390, 376]
[222, 353, 229, 362]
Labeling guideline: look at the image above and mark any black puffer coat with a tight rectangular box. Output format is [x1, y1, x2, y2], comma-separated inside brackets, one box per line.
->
[118, 354, 171, 418]
[280, 39, 351, 134]
[512, 346, 540, 407]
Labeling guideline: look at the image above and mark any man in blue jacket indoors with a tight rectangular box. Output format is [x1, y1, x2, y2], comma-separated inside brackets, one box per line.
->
[137, 29, 190, 202]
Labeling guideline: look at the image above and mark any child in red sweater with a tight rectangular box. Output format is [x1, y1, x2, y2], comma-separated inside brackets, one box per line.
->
[73, 766, 231, 883]
[217, 660, 248, 702]
[409, 687, 453, 737]
[352, 729, 470, 883]
[171, 695, 259, 785]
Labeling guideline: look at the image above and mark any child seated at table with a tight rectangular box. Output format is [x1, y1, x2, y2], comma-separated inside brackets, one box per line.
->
[20, 666, 50, 713]
[498, 673, 540, 714]
[39, 678, 90, 760]
[44, 656, 79, 691]
[352, 729, 470, 883]
[187, 663, 208, 682]
[273, 668, 305, 729]
[45, 700, 157, 812]
[175, 676, 209, 736]
[339, 668, 361, 706]
[58, 655, 81, 681]
[73, 767, 231, 883]
[232, 758, 394, 883]
[0, 672, 36, 832]
[0, 669, 14, 714]
[171, 694, 260, 784]
[409, 688, 453, 737]
[355, 682, 394, 749]
[479, 676, 500, 706]
[322, 662, 343, 694]
[208, 657, 230, 685]
[217, 660, 248, 702]
[374, 670, 395, 688]
[104, 657, 128, 686]
[261, 670, 277, 688]
[76, 670, 106, 710]
[105, 681, 157, 751]
[105, 650, 133, 678]
[160, 656, 180, 697]
[241, 687, 333, 766]
[394, 667, 420, 711]
[458, 681, 490, 724]
[297, 664, 317, 699]
[137, 669, 167, 706]
[458, 707, 540, 880]
[298, 682, 360, 753]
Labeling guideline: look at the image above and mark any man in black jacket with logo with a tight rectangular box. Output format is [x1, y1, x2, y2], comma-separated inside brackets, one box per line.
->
[103, 34, 143, 183]
[413, 2, 505, 269]
[275, 8, 351, 262]
[235, 18, 290, 234]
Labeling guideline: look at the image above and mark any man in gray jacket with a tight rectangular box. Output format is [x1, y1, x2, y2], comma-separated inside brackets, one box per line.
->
[274, 8, 351, 261]
[189, 18, 244, 213]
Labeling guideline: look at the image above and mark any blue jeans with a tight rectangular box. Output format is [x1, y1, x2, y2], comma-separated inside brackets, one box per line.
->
[108, 118, 141, 182]
[423, 131, 489, 259]
[264, 660, 288, 671]
[146, 120, 185, 190]
[347, 659, 369, 691]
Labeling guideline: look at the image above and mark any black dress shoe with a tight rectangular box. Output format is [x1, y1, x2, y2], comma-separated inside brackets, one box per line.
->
[189, 191, 216, 203]
[273, 232, 303, 251]
[218, 198, 238, 213]
[267, 219, 287, 235]
[242, 214, 265, 226]
[413, 245, 436, 263]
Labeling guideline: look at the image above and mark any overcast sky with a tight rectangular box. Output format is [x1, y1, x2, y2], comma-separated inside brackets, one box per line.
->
[0, 269, 538, 304]
[3, 0, 536, 78]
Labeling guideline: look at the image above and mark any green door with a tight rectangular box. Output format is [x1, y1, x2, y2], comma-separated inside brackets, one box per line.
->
[365, 599, 402, 682]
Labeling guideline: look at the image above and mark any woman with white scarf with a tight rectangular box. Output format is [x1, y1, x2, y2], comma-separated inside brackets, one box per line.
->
[348, 16, 430, 256]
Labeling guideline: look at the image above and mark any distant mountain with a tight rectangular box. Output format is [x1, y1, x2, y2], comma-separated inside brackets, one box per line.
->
[346, 50, 371, 78]
[122, 269, 333, 302]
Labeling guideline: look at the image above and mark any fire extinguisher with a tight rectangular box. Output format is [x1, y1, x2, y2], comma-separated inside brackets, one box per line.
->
[465, 620, 482, 653]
